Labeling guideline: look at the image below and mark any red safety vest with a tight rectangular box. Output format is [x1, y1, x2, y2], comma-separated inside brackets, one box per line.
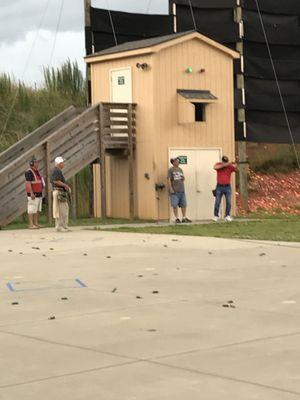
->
[25, 168, 44, 194]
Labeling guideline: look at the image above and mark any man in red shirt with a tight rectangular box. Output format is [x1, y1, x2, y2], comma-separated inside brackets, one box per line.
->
[213, 155, 237, 222]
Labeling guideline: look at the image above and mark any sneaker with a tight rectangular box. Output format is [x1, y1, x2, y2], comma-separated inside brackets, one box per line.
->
[225, 215, 233, 222]
[182, 218, 192, 223]
[175, 218, 181, 224]
[212, 216, 219, 222]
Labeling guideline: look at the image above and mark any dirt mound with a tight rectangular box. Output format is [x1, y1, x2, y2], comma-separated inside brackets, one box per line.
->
[237, 170, 300, 214]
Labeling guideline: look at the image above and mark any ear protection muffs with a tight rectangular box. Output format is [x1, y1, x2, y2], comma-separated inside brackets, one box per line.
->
[29, 158, 37, 167]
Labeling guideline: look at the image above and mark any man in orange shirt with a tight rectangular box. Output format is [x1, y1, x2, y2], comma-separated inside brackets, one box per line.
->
[25, 157, 45, 229]
[213, 155, 237, 222]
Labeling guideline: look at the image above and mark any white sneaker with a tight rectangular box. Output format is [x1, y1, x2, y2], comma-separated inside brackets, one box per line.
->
[225, 216, 233, 222]
[212, 216, 219, 222]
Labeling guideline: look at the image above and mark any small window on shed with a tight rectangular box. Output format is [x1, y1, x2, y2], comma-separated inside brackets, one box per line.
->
[193, 103, 205, 122]
[177, 89, 217, 124]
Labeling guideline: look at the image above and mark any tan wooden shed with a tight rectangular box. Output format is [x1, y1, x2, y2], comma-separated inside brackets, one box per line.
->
[85, 31, 239, 221]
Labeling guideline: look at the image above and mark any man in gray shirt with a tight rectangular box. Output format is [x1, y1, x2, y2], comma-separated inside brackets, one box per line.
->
[50, 156, 71, 232]
[167, 157, 192, 224]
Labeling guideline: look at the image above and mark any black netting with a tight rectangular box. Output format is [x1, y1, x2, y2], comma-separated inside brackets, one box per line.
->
[176, 5, 239, 43]
[244, 21, 300, 45]
[241, 0, 300, 15]
[246, 92, 300, 112]
[172, 0, 236, 8]
[245, 77, 300, 96]
[246, 121, 300, 143]
[91, 7, 173, 36]
[243, 9, 299, 25]
[85, 26, 93, 55]
[244, 42, 300, 60]
[93, 32, 146, 52]
[244, 56, 300, 80]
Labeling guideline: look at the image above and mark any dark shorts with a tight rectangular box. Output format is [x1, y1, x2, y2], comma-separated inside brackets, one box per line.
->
[170, 192, 187, 208]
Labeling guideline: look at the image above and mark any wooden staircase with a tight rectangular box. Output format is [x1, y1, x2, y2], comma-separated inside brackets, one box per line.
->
[0, 102, 136, 227]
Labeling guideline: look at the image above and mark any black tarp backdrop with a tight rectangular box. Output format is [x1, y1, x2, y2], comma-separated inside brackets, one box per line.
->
[87, 1, 300, 143]
[241, 4, 300, 143]
[90, 7, 173, 52]
[172, 0, 300, 143]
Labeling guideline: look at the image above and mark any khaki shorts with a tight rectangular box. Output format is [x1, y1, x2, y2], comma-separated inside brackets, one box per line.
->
[27, 197, 43, 214]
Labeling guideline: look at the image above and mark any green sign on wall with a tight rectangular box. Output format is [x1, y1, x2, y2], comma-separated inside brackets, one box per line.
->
[118, 76, 125, 85]
[178, 156, 188, 165]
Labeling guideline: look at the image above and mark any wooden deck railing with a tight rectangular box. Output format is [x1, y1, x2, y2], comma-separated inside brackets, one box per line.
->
[0, 102, 136, 226]
[0, 106, 79, 170]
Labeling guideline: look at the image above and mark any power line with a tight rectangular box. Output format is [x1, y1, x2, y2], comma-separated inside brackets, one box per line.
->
[255, 0, 300, 169]
[145, 0, 153, 13]
[0, 0, 51, 144]
[106, 0, 118, 46]
[49, 0, 65, 67]
[188, 0, 197, 31]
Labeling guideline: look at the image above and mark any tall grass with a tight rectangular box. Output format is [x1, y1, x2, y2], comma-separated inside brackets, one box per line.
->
[43, 59, 85, 99]
[0, 60, 86, 152]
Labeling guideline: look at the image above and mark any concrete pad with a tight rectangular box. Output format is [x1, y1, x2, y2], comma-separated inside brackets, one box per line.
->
[1, 361, 298, 400]
[159, 334, 300, 394]
[0, 228, 299, 399]
[0, 330, 128, 388]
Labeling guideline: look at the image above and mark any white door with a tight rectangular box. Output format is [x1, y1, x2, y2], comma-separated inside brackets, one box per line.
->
[110, 67, 132, 103]
[169, 148, 221, 220]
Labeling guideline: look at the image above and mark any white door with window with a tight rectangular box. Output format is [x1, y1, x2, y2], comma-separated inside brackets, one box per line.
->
[169, 148, 221, 220]
[110, 67, 132, 103]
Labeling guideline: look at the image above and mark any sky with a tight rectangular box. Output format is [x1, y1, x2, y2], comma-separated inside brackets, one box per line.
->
[0, 0, 168, 87]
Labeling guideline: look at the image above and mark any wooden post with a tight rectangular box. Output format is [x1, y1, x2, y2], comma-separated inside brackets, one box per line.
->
[169, 1, 177, 33]
[71, 175, 77, 220]
[128, 104, 135, 220]
[238, 141, 249, 212]
[84, 0, 92, 105]
[84, 0, 94, 216]
[98, 103, 107, 219]
[235, 0, 249, 212]
[45, 141, 52, 224]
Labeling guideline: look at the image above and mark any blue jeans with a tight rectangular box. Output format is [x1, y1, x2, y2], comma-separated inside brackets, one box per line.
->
[214, 184, 232, 217]
[170, 192, 187, 208]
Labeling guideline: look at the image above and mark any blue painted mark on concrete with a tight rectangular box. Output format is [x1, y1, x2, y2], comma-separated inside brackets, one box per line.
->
[6, 282, 15, 292]
[75, 278, 87, 288]
[5, 279, 87, 292]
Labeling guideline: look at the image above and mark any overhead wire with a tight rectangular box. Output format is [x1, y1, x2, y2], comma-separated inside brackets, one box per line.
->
[254, 0, 300, 169]
[145, 0, 153, 14]
[106, 0, 118, 46]
[0, 0, 51, 144]
[48, 0, 65, 67]
[188, 0, 197, 31]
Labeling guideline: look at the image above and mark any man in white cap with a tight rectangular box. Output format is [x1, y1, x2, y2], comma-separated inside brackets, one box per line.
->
[50, 157, 71, 232]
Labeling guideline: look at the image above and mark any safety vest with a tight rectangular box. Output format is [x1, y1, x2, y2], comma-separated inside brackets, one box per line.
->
[25, 168, 44, 194]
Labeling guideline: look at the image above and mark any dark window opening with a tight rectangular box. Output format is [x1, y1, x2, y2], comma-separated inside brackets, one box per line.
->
[193, 103, 206, 122]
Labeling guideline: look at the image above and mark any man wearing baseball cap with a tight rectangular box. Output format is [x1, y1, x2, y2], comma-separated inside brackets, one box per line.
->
[167, 157, 192, 224]
[213, 155, 238, 222]
[50, 156, 71, 232]
[25, 157, 45, 229]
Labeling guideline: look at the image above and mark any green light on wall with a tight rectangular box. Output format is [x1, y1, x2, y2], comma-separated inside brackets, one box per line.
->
[186, 67, 193, 73]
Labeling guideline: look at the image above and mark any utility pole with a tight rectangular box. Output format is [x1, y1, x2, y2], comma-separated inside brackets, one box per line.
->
[84, 0, 92, 105]
[84, 0, 91, 27]
[235, 0, 249, 212]
[169, 1, 177, 33]
[84, 0, 95, 216]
